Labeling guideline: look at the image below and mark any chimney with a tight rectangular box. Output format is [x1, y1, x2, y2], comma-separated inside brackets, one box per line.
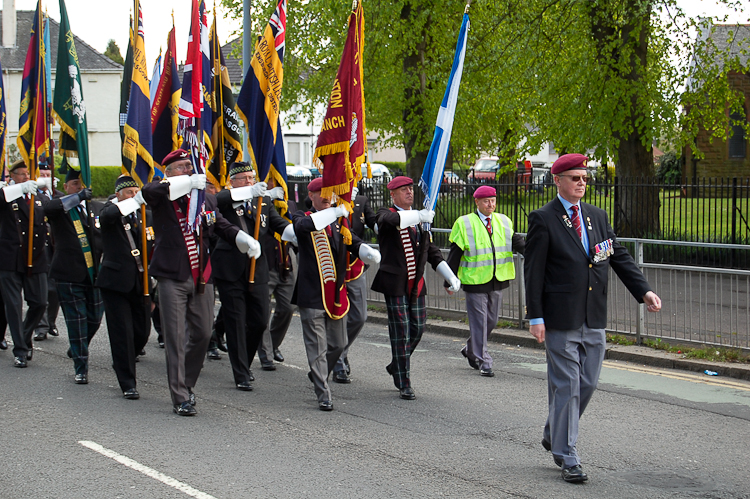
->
[2, 0, 17, 48]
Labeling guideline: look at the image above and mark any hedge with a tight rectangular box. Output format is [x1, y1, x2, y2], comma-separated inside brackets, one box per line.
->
[54, 166, 123, 198]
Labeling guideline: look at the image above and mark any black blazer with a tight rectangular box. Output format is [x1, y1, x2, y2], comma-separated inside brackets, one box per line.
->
[141, 180, 238, 282]
[95, 201, 153, 293]
[350, 194, 377, 238]
[44, 197, 103, 283]
[370, 206, 444, 297]
[524, 198, 652, 330]
[0, 191, 49, 273]
[292, 209, 362, 310]
[211, 191, 290, 284]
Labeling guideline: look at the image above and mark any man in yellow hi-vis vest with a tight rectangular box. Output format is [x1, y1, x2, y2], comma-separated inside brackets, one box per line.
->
[446, 185, 525, 377]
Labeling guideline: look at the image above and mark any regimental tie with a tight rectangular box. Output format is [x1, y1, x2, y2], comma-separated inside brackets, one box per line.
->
[485, 217, 492, 235]
[571, 205, 583, 240]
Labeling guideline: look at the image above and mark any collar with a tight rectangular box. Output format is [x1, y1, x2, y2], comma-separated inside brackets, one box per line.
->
[557, 194, 580, 215]
[476, 210, 491, 224]
[393, 204, 409, 212]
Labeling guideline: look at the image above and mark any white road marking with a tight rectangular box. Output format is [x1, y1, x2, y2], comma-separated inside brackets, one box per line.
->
[79, 441, 217, 499]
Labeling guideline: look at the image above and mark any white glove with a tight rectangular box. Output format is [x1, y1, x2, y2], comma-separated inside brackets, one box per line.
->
[167, 175, 192, 200]
[373, 223, 379, 235]
[134, 191, 146, 206]
[2, 183, 25, 202]
[334, 205, 350, 218]
[0, 181, 6, 188]
[36, 177, 53, 191]
[281, 224, 297, 246]
[21, 180, 39, 195]
[230, 182, 267, 201]
[310, 206, 348, 231]
[358, 244, 381, 265]
[116, 191, 146, 216]
[418, 209, 435, 224]
[190, 173, 206, 190]
[267, 186, 285, 200]
[397, 209, 421, 229]
[436, 261, 461, 292]
[235, 231, 261, 259]
[351, 187, 359, 199]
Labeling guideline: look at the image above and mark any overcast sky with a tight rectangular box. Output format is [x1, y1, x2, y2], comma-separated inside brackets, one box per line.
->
[5, 0, 749, 73]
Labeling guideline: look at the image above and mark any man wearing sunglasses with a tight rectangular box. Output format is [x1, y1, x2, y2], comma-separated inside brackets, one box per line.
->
[524, 153, 662, 483]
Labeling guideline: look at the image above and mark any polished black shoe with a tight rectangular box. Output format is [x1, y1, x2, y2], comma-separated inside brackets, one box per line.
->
[332, 371, 351, 384]
[34, 331, 47, 341]
[139, 348, 146, 356]
[0, 338, 8, 350]
[27, 349, 33, 361]
[187, 388, 196, 406]
[399, 387, 416, 400]
[123, 388, 140, 400]
[236, 381, 254, 391]
[74, 373, 88, 384]
[207, 348, 222, 360]
[273, 348, 284, 362]
[461, 349, 479, 370]
[158, 340, 165, 348]
[14, 356, 28, 368]
[248, 370, 255, 382]
[49, 327, 59, 337]
[561, 465, 588, 483]
[318, 400, 333, 411]
[173, 401, 197, 416]
[480, 368, 495, 377]
[385, 363, 394, 375]
[541, 438, 551, 451]
[216, 335, 228, 352]
[307, 371, 314, 383]
[261, 361, 276, 371]
[66, 348, 73, 358]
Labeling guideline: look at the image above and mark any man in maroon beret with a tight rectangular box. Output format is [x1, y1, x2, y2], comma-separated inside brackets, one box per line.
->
[446, 185, 525, 377]
[371, 176, 460, 400]
[524, 153, 662, 482]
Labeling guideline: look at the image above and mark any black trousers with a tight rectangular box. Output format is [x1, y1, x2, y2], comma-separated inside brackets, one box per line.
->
[100, 287, 150, 392]
[214, 278, 269, 384]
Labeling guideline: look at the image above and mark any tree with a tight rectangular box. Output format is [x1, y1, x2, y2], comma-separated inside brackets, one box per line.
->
[103, 39, 124, 65]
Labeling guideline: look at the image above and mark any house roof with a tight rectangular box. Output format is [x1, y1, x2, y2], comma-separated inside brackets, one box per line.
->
[700, 21, 750, 68]
[0, 10, 122, 72]
[177, 37, 243, 87]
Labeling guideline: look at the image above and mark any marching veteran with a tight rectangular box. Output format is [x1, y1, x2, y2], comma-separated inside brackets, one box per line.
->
[524, 153, 661, 483]
[371, 176, 461, 400]
[292, 177, 381, 411]
[446, 185, 525, 377]
[96, 175, 151, 400]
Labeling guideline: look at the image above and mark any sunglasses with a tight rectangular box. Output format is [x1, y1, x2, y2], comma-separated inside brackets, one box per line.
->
[558, 174, 591, 183]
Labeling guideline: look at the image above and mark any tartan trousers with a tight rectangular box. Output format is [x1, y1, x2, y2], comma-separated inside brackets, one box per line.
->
[384, 294, 426, 389]
[57, 281, 103, 375]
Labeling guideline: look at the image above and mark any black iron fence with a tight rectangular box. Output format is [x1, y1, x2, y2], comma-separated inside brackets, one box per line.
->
[286, 175, 750, 269]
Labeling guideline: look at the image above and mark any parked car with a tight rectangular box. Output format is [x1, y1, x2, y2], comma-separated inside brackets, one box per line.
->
[287, 166, 312, 180]
[468, 157, 499, 182]
[361, 162, 393, 185]
[442, 171, 466, 193]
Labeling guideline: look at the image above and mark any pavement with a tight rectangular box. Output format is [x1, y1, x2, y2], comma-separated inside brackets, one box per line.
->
[366, 309, 750, 381]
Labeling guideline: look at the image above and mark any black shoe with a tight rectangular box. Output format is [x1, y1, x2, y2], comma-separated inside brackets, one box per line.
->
[236, 381, 254, 391]
[139, 348, 146, 356]
[123, 388, 140, 400]
[561, 465, 588, 483]
[261, 361, 276, 371]
[207, 348, 222, 360]
[399, 387, 416, 400]
[273, 348, 284, 362]
[307, 371, 314, 383]
[217, 337, 228, 352]
[14, 356, 27, 368]
[187, 388, 196, 406]
[332, 371, 351, 384]
[66, 348, 73, 358]
[49, 327, 59, 337]
[74, 373, 88, 384]
[461, 349, 479, 370]
[541, 438, 551, 451]
[318, 400, 333, 411]
[343, 357, 350, 375]
[173, 401, 197, 416]
[34, 331, 47, 341]
[27, 349, 33, 361]
[0, 338, 8, 350]
[480, 368, 495, 377]
[158, 340, 165, 348]
[248, 370, 255, 382]
[385, 363, 394, 375]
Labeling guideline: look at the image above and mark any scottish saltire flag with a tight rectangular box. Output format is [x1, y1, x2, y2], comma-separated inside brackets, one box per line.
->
[52, 0, 91, 187]
[419, 10, 469, 212]
[151, 25, 181, 175]
[150, 49, 161, 106]
[122, 1, 155, 186]
[207, 15, 243, 189]
[17, 1, 49, 173]
[313, 0, 365, 216]
[179, 0, 211, 229]
[120, 17, 134, 171]
[0, 59, 7, 180]
[236, 0, 288, 207]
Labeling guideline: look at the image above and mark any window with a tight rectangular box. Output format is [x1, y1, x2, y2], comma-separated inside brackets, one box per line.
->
[287, 142, 301, 165]
[729, 110, 747, 158]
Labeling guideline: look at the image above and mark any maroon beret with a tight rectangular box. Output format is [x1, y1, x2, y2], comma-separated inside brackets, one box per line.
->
[162, 149, 190, 167]
[307, 177, 323, 192]
[387, 176, 413, 190]
[551, 153, 588, 174]
[473, 185, 496, 199]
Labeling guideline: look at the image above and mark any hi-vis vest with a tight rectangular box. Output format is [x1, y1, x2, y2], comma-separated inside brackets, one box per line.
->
[449, 212, 515, 285]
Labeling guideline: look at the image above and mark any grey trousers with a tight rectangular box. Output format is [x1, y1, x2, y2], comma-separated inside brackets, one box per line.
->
[334, 272, 368, 373]
[543, 323, 606, 468]
[158, 277, 213, 406]
[0, 270, 47, 358]
[259, 264, 296, 360]
[299, 307, 346, 403]
[464, 290, 502, 370]
[35, 274, 60, 334]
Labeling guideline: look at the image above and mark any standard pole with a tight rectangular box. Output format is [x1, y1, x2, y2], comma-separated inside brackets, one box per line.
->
[242, 0, 252, 159]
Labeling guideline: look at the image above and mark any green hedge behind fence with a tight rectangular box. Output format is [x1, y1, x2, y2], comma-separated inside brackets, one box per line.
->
[54, 166, 123, 198]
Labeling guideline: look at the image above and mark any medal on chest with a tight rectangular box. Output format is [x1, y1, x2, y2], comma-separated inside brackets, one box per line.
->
[592, 238, 614, 263]
[562, 214, 572, 228]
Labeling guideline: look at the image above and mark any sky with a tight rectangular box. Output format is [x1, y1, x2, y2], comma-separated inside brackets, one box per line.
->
[4, 0, 748, 72]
